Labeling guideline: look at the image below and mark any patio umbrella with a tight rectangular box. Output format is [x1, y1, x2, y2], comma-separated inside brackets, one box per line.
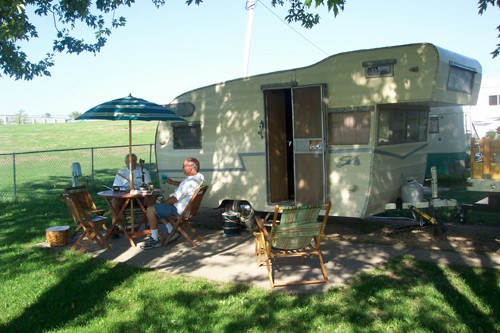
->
[77, 94, 185, 190]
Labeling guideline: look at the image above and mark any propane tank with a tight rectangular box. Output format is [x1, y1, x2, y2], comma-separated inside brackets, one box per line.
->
[401, 177, 424, 203]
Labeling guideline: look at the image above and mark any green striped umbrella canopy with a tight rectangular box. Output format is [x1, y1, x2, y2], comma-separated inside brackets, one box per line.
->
[77, 94, 185, 189]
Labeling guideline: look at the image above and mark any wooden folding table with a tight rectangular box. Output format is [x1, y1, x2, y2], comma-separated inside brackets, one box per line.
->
[97, 189, 160, 247]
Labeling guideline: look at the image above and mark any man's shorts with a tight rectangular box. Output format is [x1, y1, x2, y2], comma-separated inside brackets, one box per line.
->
[155, 203, 180, 219]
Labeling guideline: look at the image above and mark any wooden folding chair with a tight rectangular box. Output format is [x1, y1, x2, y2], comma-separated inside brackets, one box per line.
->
[61, 189, 111, 254]
[255, 201, 331, 288]
[162, 185, 209, 247]
[63, 186, 107, 238]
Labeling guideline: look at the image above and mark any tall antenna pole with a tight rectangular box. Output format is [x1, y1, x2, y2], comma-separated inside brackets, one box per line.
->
[243, 0, 256, 78]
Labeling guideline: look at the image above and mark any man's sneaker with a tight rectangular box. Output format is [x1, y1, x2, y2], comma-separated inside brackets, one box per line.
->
[168, 232, 180, 244]
[140, 238, 161, 250]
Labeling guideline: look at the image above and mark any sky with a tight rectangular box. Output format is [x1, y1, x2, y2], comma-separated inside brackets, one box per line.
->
[0, 0, 499, 118]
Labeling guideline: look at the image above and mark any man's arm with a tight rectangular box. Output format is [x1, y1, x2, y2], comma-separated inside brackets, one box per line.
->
[162, 196, 178, 204]
[166, 178, 180, 186]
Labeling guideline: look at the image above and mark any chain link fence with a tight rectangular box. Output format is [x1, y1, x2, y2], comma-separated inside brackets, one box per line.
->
[0, 144, 157, 201]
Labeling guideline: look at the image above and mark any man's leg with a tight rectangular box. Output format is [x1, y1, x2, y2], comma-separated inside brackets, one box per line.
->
[146, 205, 160, 240]
[111, 197, 123, 215]
[110, 198, 124, 238]
[148, 204, 178, 239]
[141, 205, 163, 249]
[142, 204, 179, 249]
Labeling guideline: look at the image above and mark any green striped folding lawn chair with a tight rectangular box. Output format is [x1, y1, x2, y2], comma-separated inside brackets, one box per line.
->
[255, 201, 331, 288]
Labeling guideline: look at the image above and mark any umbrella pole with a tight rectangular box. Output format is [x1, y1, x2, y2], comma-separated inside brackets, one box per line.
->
[129, 120, 135, 233]
[129, 120, 134, 190]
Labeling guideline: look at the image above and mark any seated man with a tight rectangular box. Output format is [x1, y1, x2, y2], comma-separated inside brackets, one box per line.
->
[113, 153, 152, 190]
[141, 157, 204, 250]
[112, 153, 152, 214]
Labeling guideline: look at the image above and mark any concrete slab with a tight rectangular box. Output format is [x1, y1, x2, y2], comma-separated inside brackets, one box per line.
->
[75, 227, 413, 293]
[43, 208, 499, 294]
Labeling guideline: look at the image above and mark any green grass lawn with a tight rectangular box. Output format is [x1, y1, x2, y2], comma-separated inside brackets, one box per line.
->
[1, 196, 499, 332]
[0, 122, 499, 332]
[0, 121, 158, 153]
[1, 198, 498, 332]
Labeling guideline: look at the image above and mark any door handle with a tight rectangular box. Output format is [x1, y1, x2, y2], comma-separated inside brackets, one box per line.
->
[309, 140, 323, 151]
[258, 120, 264, 139]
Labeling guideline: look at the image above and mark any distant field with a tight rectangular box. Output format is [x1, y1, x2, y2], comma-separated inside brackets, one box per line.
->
[0, 121, 158, 153]
[0, 121, 160, 200]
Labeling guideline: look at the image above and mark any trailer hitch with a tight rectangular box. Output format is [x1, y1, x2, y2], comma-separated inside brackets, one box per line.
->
[408, 205, 438, 225]
[389, 204, 446, 237]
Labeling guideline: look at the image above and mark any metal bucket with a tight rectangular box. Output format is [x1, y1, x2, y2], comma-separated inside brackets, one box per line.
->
[222, 212, 241, 237]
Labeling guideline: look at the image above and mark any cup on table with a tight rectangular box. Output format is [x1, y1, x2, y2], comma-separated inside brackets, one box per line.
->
[161, 174, 168, 183]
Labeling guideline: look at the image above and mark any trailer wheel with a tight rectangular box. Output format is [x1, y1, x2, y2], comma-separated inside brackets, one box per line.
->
[225, 200, 256, 229]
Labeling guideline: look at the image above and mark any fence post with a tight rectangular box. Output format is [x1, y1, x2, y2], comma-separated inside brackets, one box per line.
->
[12, 154, 16, 200]
[91, 147, 95, 179]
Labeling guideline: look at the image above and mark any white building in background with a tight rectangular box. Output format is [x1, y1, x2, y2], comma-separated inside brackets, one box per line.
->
[0, 115, 68, 124]
[468, 78, 500, 138]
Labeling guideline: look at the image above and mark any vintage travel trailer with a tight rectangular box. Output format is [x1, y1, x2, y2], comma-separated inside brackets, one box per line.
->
[155, 43, 481, 221]
[426, 106, 470, 178]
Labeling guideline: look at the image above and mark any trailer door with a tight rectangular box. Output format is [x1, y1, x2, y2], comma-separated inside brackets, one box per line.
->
[292, 86, 327, 205]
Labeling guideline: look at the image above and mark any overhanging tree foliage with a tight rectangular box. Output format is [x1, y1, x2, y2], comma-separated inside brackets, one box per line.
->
[1, 0, 498, 81]
[0, 0, 165, 80]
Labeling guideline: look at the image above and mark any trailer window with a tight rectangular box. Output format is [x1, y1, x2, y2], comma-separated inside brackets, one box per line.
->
[429, 116, 439, 134]
[377, 107, 428, 145]
[328, 111, 370, 145]
[172, 122, 202, 149]
[447, 64, 475, 94]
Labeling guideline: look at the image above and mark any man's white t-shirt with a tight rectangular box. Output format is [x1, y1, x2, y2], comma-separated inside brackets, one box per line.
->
[172, 173, 204, 213]
[113, 167, 152, 189]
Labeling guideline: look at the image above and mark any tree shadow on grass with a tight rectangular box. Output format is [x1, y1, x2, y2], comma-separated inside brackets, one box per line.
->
[106, 255, 499, 332]
[342, 255, 499, 332]
[0, 247, 143, 332]
[444, 264, 500, 331]
[0, 248, 498, 331]
[0, 192, 75, 246]
[0, 175, 118, 247]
